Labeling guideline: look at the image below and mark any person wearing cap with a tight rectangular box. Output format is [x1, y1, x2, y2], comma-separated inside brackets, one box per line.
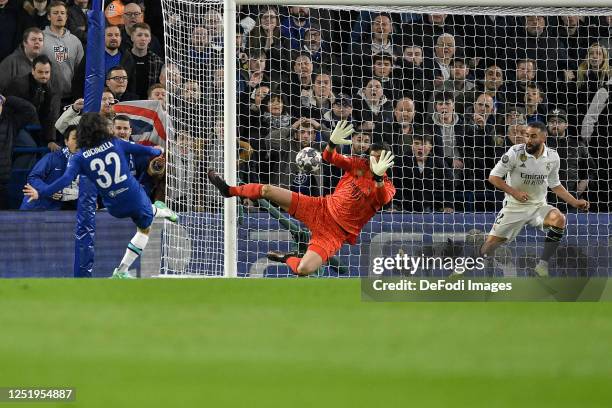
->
[430, 91, 465, 171]
[322, 93, 352, 130]
[546, 108, 594, 211]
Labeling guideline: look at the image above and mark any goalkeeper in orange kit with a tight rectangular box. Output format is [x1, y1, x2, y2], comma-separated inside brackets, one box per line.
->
[208, 121, 396, 276]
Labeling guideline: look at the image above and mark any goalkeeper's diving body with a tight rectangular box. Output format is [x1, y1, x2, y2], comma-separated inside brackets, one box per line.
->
[208, 121, 396, 276]
[22, 112, 178, 279]
[481, 122, 589, 277]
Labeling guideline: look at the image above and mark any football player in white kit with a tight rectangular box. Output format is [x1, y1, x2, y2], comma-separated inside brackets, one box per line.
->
[480, 122, 589, 276]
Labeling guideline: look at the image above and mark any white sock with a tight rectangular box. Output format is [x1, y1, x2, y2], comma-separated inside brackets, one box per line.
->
[152, 203, 173, 219]
[117, 231, 150, 272]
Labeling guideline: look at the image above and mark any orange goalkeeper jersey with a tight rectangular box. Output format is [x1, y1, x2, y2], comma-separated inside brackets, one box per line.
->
[322, 148, 396, 239]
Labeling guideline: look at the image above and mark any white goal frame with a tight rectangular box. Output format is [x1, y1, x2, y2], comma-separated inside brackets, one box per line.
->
[212, 0, 612, 277]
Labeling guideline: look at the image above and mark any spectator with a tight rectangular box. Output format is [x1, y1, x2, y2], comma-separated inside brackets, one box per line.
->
[203, 9, 223, 52]
[261, 93, 293, 131]
[508, 16, 568, 93]
[555, 16, 591, 73]
[282, 52, 314, 117]
[441, 57, 475, 115]
[66, 0, 88, 46]
[300, 72, 335, 119]
[462, 93, 500, 193]
[104, 25, 133, 73]
[0, 27, 66, 95]
[504, 105, 527, 127]
[370, 52, 402, 101]
[280, 7, 312, 50]
[55, 88, 115, 134]
[268, 116, 328, 193]
[479, 65, 506, 113]
[159, 63, 183, 91]
[504, 123, 527, 147]
[388, 96, 417, 149]
[299, 26, 341, 79]
[546, 108, 594, 211]
[3, 54, 62, 151]
[105, 65, 138, 102]
[22, 0, 50, 29]
[188, 25, 214, 66]
[524, 82, 547, 124]
[111, 113, 158, 198]
[403, 13, 457, 54]
[247, 7, 283, 59]
[395, 134, 454, 212]
[349, 13, 401, 79]
[0, 94, 39, 209]
[238, 49, 270, 100]
[352, 78, 394, 135]
[147, 83, 166, 111]
[423, 33, 457, 91]
[322, 93, 353, 130]
[399, 44, 427, 100]
[41, 0, 84, 101]
[574, 43, 610, 115]
[0, 0, 34, 61]
[120, 2, 163, 58]
[505, 58, 540, 105]
[19, 124, 79, 210]
[430, 91, 465, 170]
[126, 22, 163, 99]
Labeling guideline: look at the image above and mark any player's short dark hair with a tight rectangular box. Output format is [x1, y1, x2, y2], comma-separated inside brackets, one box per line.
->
[527, 121, 548, 135]
[113, 114, 131, 123]
[32, 54, 51, 69]
[77, 112, 113, 150]
[132, 22, 151, 33]
[63, 124, 77, 139]
[369, 141, 391, 153]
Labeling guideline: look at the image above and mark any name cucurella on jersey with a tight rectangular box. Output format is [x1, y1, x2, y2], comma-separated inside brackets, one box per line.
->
[83, 141, 114, 158]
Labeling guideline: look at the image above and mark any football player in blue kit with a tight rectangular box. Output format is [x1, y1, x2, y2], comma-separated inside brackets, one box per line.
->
[23, 112, 177, 279]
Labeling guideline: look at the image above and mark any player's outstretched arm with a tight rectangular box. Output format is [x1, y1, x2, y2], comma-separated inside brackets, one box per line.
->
[23, 160, 80, 201]
[117, 138, 163, 158]
[550, 185, 589, 210]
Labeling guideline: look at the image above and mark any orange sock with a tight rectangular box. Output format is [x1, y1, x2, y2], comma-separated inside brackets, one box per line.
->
[286, 257, 301, 275]
[229, 184, 263, 200]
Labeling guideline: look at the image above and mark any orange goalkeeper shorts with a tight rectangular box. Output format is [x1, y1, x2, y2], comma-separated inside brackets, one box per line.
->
[288, 192, 350, 262]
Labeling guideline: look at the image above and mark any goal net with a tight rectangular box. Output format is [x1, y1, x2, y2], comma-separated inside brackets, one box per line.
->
[160, 1, 612, 277]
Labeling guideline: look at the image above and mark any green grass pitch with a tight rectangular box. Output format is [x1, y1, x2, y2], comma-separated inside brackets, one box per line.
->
[1, 279, 611, 408]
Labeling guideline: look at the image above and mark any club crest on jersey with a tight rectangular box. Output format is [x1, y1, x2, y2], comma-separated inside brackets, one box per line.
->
[546, 162, 551, 171]
[502, 154, 509, 164]
[519, 163, 526, 168]
[519, 153, 528, 162]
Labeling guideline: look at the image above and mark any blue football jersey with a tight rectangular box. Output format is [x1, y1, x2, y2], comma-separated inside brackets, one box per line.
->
[39, 138, 161, 213]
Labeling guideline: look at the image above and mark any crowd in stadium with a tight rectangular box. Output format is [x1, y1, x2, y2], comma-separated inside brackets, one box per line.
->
[0, 1, 610, 212]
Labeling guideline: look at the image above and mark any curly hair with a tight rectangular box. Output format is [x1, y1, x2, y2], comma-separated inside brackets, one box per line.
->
[77, 112, 112, 150]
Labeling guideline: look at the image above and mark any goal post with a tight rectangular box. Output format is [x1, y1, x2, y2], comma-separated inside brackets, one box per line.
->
[161, 0, 612, 277]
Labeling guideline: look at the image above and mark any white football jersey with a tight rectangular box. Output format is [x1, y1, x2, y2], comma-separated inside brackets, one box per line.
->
[490, 144, 561, 206]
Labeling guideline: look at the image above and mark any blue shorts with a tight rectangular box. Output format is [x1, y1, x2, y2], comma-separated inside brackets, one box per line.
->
[106, 187, 153, 229]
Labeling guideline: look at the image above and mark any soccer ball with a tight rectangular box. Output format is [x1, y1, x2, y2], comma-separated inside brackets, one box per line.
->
[295, 147, 322, 173]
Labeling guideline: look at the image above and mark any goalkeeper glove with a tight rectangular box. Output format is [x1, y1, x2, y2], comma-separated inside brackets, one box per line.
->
[370, 150, 395, 182]
[328, 120, 354, 148]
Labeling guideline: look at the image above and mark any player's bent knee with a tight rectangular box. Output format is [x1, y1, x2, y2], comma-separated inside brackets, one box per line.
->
[547, 210, 566, 228]
[296, 263, 316, 276]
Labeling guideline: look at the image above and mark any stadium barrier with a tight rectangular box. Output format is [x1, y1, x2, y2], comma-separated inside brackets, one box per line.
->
[1, 212, 609, 277]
